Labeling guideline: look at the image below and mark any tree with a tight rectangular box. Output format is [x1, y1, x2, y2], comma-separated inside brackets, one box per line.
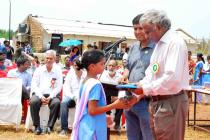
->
[0, 29, 15, 39]
[196, 38, 209, 55]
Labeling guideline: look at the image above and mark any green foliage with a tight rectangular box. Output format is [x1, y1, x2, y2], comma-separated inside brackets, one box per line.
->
[0, 29, 15, 39]
[196, 38, 210, 55]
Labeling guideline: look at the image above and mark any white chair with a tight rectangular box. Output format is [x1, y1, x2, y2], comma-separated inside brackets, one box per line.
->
[25, 102, 76, 130]
[0, 78, 22, 129]
[25, 104, 50, 131]
[68, 108, 76, 128]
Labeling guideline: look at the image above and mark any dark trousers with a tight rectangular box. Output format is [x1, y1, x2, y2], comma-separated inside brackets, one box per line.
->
[114, 109, 123, 128]
[60, 97, 76, 130]
[22, 85, 30, 101]
[30, 94, 60, 128]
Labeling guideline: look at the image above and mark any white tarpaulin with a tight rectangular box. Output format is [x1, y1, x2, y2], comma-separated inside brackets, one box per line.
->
[0, 78, 22, 126]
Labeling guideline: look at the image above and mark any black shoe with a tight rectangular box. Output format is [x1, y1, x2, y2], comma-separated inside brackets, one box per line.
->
[114, 125, 121, 135]
[34, 126, 42, 135]
[114, 125, 120, 130]
[59, 129, 68, 137]
[46, 127, 53, 134]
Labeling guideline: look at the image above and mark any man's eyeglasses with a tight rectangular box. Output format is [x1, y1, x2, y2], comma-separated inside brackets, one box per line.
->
[108, 64, 116, 67]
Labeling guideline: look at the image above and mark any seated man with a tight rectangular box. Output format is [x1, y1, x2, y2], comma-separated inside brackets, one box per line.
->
[100, 59, 123, 133]
[7, 56, 31, 101]
[63, 56, 71, 71]
[55, 53, 64, 69]
[0, 57, 6, 70]
[0, 57, 7, 77]
[30, 50, 63, 135]
[0, 51, 12, 67]
[59, 59, 86, 136]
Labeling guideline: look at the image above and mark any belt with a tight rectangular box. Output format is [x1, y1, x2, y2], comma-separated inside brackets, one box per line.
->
[140, 97, 151, 102]
[151, 91, 184, 102]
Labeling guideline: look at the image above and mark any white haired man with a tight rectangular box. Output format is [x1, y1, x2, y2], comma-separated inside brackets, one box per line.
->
[30, 50, 63, 135]
[132, 10, 189, 140]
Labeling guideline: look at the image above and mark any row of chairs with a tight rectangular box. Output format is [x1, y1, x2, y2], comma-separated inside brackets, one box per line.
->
[0, 78, 75, 131]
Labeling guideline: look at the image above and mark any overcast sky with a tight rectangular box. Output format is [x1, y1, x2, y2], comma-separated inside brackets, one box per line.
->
[1, 0, 210, 39]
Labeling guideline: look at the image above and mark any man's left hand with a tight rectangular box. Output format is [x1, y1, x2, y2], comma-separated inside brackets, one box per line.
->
[45, 97, 51, 104]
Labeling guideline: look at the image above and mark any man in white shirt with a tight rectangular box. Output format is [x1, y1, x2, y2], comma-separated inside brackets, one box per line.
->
[30, 50, 63, 135]
[0, 51, 12, 67]
[55, 53, 64, 69]
[132, 10, 189, 140]
[59, 59, 86, 136]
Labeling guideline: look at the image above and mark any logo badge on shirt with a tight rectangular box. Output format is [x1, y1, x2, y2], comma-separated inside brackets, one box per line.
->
[50, 78, 56, 89]
[152, 63, 159, 74]
[145, 51, 148, 54]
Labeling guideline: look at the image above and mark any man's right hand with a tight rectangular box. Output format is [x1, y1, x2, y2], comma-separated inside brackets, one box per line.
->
[119, 76, 129, 84]
[41, 96, 48, 105]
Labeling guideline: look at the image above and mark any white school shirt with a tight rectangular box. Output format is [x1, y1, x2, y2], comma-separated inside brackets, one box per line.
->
[31, 64, 63, 98]
[140, 29, 189, 96]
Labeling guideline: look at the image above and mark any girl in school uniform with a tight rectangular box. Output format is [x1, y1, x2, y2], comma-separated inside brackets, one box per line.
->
[71, 49, 128, 140]
[194, 53, 205, 103]
[202, 55, 210, 104]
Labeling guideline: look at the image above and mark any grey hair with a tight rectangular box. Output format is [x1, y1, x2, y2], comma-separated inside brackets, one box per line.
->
[45, 49, 56, 58]
[139, 9, 171, 30]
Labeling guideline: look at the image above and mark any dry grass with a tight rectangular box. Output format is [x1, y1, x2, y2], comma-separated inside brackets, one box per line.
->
[1, 103, 210, 140]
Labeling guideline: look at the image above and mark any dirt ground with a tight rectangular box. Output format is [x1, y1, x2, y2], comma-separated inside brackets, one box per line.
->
[1, 103, 210, 140]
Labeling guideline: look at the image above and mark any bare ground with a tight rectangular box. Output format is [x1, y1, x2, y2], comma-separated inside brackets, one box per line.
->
[1, 103, 210, 140]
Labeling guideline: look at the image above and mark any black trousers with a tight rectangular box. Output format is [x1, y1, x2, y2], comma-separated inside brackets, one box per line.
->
[22, 85, 30, 101]
[114, 109, 123, 128]
[30, 94, 60, 128]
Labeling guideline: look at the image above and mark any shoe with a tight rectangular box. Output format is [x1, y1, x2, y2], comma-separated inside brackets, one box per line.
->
[59, 129, 68, 137]
[114, 125, 120, 130]
[34, 126, 42, 135]
[114, 125, 121, 135]
[46, 127, 53, 134]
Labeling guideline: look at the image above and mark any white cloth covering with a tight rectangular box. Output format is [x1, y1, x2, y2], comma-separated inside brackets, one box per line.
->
[0, 78, 22, 126]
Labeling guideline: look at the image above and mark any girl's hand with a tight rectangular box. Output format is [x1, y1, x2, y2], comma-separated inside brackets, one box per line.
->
[106, 115, 115, 128]
[113, 98, 129, 109]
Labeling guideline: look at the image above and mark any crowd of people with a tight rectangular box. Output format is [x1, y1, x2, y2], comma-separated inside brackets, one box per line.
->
[188, 51, 210, 104]
[0, 9, 209, 140]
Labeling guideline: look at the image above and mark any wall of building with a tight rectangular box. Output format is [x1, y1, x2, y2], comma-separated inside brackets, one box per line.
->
[27, 20, 136, 53]
[27, 16, 44, 52]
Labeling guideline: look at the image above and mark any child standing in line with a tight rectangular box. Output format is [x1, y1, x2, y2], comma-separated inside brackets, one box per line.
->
[202, 55, 210, 104]
[71, 49, 128, 140]
[193, 53, 205, 103]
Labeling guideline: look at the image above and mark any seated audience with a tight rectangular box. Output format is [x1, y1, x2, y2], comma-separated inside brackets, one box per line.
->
[30, 50, 63, 135]
[0, 51, 12, 67]
[69, 47, 80, 64]
[7, 56, 32, 101]
[0, 57, 7, 77]
[59, 59, 86, 136]
[100, 59, 123, 133]
[55, 53, 64, 69]
[63, 56, 71, 71]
